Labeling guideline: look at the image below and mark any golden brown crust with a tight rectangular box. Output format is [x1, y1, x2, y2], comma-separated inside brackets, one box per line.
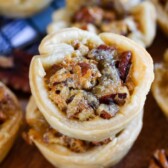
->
[29, 28, 154, 141]
[0, 82, 22, 162]
[0, 0, 52, 17]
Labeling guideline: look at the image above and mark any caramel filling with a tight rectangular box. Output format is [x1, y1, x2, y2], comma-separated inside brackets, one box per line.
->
[44, 43, 133, 121]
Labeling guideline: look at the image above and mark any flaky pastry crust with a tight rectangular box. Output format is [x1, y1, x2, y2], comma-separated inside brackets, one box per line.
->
[0, 82, 22, 162]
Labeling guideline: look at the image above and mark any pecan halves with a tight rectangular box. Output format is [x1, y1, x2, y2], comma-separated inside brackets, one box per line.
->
[149, 149, 168, 168]
[118, 51, 132, 82]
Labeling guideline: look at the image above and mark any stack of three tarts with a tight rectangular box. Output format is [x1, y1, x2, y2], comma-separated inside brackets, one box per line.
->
[26, 28, 154, 168]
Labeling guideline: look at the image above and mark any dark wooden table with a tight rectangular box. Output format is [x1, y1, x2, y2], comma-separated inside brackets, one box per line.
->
[1, 28, 168, 168]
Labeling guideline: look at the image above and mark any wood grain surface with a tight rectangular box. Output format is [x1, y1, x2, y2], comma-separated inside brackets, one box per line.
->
[0, 28, 168, 168]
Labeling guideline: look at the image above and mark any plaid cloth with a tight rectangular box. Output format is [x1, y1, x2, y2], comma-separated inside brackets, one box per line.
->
[0, 0, 65, 56]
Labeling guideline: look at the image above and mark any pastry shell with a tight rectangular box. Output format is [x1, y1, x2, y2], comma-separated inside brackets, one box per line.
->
[29, 28, 154, 141]
[151, 0, 168, 36]
[0, 82, 22, 162]
[0, 0, 52, 18]
[152, 49, 168, 117]
[48, 1, 156, 47]
[26, 96, 143, 168]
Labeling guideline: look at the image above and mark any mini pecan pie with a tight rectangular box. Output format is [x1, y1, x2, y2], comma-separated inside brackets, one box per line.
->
[0, 0, 52, 18]
[151, 0, 168, 36]
[29, 28, 154, 141]
[26, 96, 143, 168]
[0, 82, 22, 163]
[48, 1, 156, 47]
[152, 49, 168, 117]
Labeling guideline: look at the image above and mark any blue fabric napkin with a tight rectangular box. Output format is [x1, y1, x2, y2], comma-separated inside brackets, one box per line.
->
[0, 0, 65, 56]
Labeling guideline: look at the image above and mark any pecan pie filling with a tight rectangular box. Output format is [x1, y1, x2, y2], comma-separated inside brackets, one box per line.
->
[70, 3, 139, 36]
[0, 86, 18, 125]
[44, 43, 133, 121]
[28, 108, 112, 153]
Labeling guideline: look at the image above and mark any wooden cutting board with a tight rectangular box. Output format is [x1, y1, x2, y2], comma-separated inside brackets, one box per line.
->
[0, 28, 168, 168]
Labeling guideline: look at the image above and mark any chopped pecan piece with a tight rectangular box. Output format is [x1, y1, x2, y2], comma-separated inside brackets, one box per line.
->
[78, 62, 91, 76]
[73, 61, 101, 89]
[72, 6, 103, 25]
[100, 110, 113, 119]
[99, 94, 116, 105]
[118, 51, 132, 82]
[97, 104, 118, 119]
[49, 68, 71, 86]
[45, 64, 62, 84]
[66, 91, 96, 121]
[48, 84, 69, 111]
[149, 149, 168, 168]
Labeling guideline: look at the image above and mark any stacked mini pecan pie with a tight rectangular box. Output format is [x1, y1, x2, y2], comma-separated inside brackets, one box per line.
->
[48, 0, 156, 47]
[27, 28, 154, 167]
